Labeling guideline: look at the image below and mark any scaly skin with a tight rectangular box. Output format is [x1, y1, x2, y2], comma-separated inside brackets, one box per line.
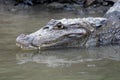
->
[16, 0, 120, 50]
[98, 0, 120, 45]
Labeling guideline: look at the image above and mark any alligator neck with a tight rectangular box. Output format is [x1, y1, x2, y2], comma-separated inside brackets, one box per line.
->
[98, 0, 120, 45]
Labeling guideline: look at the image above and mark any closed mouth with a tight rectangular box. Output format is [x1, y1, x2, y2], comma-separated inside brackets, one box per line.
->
[16, 34, 38, 50]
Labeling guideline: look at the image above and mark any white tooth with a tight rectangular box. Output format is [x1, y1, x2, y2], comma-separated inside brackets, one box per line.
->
[38, 47, 41, 49]
[20, 45, 23, 48]
[29, 45, 32, 48]
[16, 43, 20, 47]
[16, 43, 18, 46]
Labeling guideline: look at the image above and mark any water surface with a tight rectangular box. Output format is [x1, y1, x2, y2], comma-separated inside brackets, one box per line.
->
[0, 9, 120, 80]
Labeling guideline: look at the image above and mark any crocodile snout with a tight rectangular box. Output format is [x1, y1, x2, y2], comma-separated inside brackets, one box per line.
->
[16, 34, 35, 49]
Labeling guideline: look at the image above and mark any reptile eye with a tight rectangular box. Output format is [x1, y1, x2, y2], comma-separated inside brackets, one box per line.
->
[54, 23, 65, 29]
[57, 24, 64, 29]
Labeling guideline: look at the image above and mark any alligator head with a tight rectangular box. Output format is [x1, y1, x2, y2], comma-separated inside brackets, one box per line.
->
[16, 17, 107, 50]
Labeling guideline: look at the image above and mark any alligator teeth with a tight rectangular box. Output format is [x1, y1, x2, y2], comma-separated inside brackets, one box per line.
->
[29, 45, 37, 49]
[38, 47, 41, 49]
[20, 45, 23, 48]
[16, 43, 21, 47]
[16, 43, 38, 50]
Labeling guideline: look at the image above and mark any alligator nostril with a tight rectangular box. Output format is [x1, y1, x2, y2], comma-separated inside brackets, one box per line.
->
[39, 34, 41, 36]
[43, 26, 49, 29]
[19, 34, 26, 38]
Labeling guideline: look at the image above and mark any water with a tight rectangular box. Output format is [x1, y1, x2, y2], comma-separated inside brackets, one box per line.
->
[0, 8, 120, 80]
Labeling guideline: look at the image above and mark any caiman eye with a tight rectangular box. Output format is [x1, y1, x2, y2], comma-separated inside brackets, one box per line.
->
[54, 23, 65, 29]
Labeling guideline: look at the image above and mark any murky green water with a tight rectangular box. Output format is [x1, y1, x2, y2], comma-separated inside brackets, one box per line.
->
[0, 9, 120, 80]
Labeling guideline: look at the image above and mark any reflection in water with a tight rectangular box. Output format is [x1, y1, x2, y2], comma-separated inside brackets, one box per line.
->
[16, 46, 120, 68]
[87, 46, 120, 61]
[16, 52, 101, 67]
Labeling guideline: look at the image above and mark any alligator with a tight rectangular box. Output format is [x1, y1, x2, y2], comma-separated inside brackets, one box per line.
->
[16, 0, 120, 50]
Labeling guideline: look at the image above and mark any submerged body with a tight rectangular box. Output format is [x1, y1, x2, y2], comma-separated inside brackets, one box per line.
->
[16, 0, 120, 50]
